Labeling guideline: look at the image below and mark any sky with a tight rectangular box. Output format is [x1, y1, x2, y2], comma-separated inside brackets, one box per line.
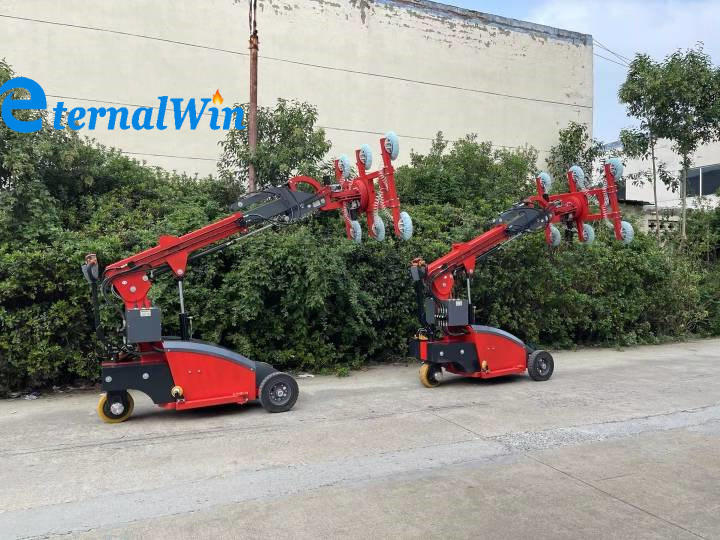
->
[443, 0, 720, 143]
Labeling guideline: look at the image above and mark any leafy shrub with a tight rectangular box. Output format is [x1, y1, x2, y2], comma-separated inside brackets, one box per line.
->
[0, 60, 716, 393]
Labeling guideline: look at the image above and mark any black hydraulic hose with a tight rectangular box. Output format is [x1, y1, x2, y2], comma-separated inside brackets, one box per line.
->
[89, 281, 104, 343]
[413, 279, 430, 332]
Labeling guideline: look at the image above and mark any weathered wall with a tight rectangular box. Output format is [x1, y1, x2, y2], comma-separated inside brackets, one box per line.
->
[622, 140, 720, 207]
[1, 0, 593, 176]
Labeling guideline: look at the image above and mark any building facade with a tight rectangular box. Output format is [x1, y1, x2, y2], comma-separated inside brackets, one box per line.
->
[1, 0, 593, 177]
[615, 140, 720, 234]
[620, 140, 720, 207]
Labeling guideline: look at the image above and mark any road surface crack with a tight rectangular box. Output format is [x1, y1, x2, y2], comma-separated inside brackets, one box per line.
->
[529, 455, 707, 539]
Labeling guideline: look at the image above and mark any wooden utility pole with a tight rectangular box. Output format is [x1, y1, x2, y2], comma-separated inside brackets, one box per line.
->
[248, 0, 258, 193]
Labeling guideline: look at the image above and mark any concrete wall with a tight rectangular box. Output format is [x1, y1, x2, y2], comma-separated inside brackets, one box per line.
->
[1, 0, 593, 177]
[622, 140, 720, 208]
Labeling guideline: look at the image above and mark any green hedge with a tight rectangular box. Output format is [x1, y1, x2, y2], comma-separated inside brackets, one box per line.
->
[1, 62, 717, 393]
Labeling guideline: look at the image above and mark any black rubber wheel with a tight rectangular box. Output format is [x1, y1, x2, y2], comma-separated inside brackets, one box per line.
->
[527, 350, 554, 381]
[258, 372, 299, 413]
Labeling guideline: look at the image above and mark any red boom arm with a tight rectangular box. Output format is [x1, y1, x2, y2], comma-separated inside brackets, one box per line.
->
[103, 212, 249, 309]
[413, 160, 633, 305]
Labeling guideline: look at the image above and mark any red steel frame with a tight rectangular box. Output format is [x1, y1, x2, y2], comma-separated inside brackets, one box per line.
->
[96, 135, 410, 413]
[531, 162, 625, 244]
[423, 162, 626, 301]
[105, 137, 408, 311]
[413, 163, 628, 380]
[288, 136, 405, 240]
[104, 213, 249, 309]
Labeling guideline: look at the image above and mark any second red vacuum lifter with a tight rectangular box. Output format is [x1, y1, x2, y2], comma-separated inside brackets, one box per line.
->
[409, 159, 634, 387]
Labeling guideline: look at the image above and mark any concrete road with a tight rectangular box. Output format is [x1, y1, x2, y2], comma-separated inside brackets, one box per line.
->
[1, 339, 719, 539]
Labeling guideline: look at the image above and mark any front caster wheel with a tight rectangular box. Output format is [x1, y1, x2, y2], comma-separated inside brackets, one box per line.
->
[527, 350, 554, 381]
[419, 363, 442, 388]
[97, 391, 134, 423]
[259, 372, 299, 413]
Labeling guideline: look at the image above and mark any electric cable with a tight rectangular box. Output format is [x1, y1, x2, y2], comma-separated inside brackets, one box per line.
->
[0, 13, 591, 110]
[593, 52, 629, 68]
[44, 92, 553, 155]
[593, 39, 632, 64]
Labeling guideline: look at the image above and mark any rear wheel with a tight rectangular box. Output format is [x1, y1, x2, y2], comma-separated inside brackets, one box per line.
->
[259, 372, 299, 413]
[419, 363, 442, 388]
[97, 391, 134, 423]
[527, 350, 554, 381]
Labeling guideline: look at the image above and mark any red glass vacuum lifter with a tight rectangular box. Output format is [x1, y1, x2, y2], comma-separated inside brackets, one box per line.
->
[82, 133, 412, 422]
[408, 160, 634, 387]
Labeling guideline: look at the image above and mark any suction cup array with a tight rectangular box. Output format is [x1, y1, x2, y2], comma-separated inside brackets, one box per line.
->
[548, 225, 562, 247]
[350, 219, 362, 244]
[372, 216, 386, 241]
[607, 157, 624, 179]
[580, 223, 595, 245]
[620, 220, 634, 243]
[338, 155, 352, 179]
[334, 132, 412, 244]
[538, 163, 635, 247]
[359, 144, 373, 170]
[399, 211, 413, 240]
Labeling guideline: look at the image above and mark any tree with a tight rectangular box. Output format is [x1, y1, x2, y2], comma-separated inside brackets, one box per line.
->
[618, 54, 667, 237]
[650, 45, 720, 241]
[546, 122, 605, 186]
[395, 132, 537, 208]
[1, 57, 718, 394]
[217, 99, 331, 194]
[619, 128, 676, 236]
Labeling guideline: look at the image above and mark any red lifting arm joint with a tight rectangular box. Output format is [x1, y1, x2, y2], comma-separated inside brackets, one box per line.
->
[288, 133, 412, 242]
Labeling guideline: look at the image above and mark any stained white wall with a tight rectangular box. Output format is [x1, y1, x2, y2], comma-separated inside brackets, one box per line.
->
[621, 140, 720, 207]
[1, 0, 593, 177]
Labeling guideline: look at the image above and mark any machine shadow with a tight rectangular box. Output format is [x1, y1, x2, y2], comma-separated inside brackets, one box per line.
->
[439, 373, 528, 387]
[128, 397, 266, 423]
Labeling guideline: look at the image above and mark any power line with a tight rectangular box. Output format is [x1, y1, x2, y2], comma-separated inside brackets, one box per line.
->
[593, 39, 632, 64]
[593, 53, 628, 68]
[0, 13, 246, 57]
[121, 151, 217, 162]
[0, 12, 591, 110]
[45, 92, 551, 152]
[258, 55, 591, 109]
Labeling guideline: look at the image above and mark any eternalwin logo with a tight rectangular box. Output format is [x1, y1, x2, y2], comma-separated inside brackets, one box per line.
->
[0, 77, 246, 134]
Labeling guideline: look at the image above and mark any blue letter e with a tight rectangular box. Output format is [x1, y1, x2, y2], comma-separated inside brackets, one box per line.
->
[0, 77, 47, 133]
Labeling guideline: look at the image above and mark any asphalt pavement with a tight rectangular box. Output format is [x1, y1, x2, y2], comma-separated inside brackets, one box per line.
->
[1, 339, 719, 539]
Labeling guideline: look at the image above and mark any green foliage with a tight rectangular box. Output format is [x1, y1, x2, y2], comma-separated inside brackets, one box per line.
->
[618, 53, 664, 138]
[683, 204, 720, 334]
[0, 59, 717, 393]
[546, 122, 608, 183]
[651, 46, 720, 161]
[620, 46, 720, 239]
[618, 128, 650, 159]
[620, 128, 676, 194]
[396, 133, 537, 208]
[217, 99, 331, 192]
